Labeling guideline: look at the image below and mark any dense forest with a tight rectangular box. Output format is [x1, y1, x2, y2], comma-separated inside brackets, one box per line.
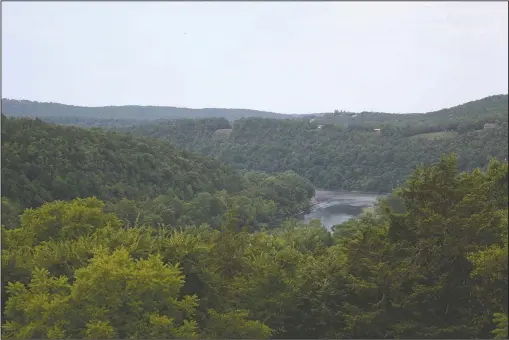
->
[2, 155, 507, 339]
[121, 95, 508, 192]
[34, 116, 146, 128]
[1, 96, 508, 339]
[1, 115, 315, 231]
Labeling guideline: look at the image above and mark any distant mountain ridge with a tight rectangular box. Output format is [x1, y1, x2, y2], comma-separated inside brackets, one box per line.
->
[0, 99, 293, 121]
[310, 94, 508, 129]
[2, 95, 507, 124]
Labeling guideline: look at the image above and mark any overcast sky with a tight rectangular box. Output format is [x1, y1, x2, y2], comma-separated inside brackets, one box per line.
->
[2, 2, 508, 114]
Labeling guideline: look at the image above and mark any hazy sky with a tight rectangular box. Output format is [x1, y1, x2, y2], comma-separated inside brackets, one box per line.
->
[2, 2, 508, 114]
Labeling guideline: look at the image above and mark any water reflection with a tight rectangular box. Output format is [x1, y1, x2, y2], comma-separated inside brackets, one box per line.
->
[302, 190, 380, 231]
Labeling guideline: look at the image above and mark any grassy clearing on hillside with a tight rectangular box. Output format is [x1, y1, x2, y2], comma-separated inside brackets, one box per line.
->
[409, 131, 459, 140]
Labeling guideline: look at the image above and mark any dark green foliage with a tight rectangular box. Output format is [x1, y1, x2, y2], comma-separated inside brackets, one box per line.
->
[0, 198, 21, 229]
[121, 117, 232, 154]
[40, 116, 145, 128]
[1, 115, 242, 207]
[5, 96, 507, 194]
[1, 115, 314, 230]
[129, 95, 508, 193]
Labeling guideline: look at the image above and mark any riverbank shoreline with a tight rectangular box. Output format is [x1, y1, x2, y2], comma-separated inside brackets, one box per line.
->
[313, 188, 390, 196]
[303, 191, 381, 230]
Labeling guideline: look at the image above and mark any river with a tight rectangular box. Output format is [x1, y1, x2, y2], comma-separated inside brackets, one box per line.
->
[301, 190, 381, 231]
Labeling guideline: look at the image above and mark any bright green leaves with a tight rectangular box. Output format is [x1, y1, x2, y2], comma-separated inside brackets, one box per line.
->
[4, 249, 199, 339]
[70, 248, 199, 339]
[14, 197, 121, 247]
[3, 268, 71, 339]
[84, 321, 117, 339]
[202, 310, 272, 339]
[2, 200, 274, 339]
[492, 313, 509, 339]
[2, 155, 507, 339]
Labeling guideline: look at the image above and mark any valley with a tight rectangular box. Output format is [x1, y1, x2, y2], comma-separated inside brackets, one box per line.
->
[3, 95, 507, 193]
[2, 2, 507, 338]
[1, 95, 507, 339]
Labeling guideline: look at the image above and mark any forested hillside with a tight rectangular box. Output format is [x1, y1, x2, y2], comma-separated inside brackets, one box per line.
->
[1, 115, 315, 231]
[1, 99, 291, 121]
[1, 96, 508, 339]
[37, 116, 145, 128]
[122, 95, 508, 192]
[313, 94, 508, 135]
[4, 95, 506, 134]
[2, 156, 507, 339]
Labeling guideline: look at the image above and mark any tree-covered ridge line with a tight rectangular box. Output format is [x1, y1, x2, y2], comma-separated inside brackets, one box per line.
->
[1, 115, 315, 231]
[311, 94, 508, 133]
[2, 95, 507, 127]
[2, 156, 508, 339]
[32, 116, 148, 128]
[1, 98, 292, 121]
[121, 95, 508, 193]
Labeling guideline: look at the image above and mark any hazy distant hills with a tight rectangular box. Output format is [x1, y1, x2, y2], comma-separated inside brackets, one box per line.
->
[1, 95, 507, 128]
[0, 99, 295, 122]
[309, 94, 508, 127]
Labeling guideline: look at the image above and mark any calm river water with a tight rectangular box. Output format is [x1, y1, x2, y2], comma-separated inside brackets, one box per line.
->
[301, 190, 380, 231]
